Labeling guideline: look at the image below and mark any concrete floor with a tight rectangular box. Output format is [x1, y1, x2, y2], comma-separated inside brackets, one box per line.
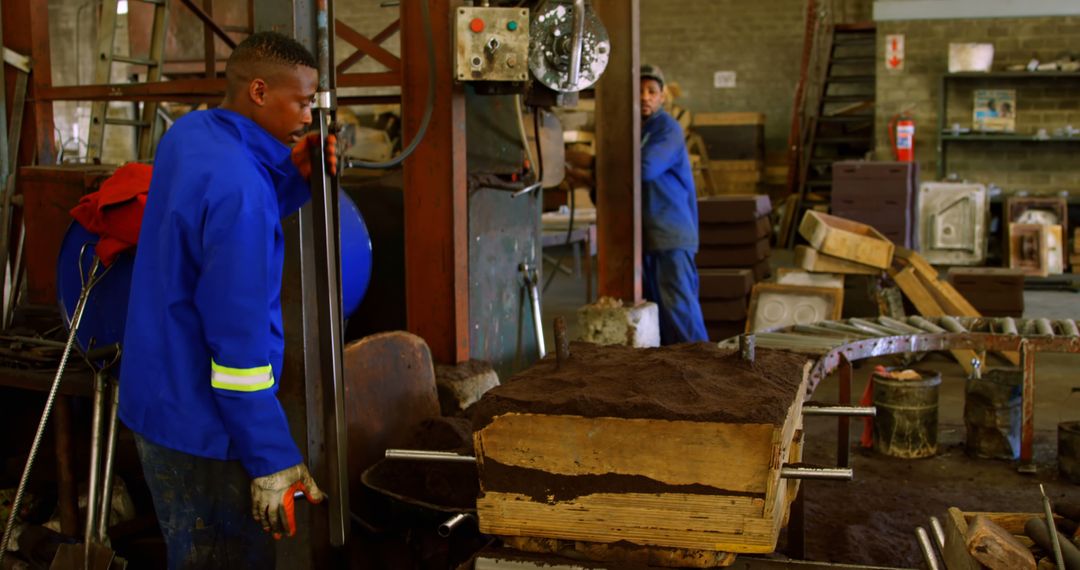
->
[536, 245, 1080, 565]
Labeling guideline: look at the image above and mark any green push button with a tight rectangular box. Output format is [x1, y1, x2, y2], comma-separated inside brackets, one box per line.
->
[507, 20, 518, 31]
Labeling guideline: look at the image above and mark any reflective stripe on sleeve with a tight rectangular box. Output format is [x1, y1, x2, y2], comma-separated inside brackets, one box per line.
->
[210, 360, 274, 392]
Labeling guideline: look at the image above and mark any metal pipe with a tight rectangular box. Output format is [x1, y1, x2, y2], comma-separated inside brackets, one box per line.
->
[779, 465, 853, 481]
[554, 316, 570, 368]
[930, 516, 946, 550]
[385, 449, 477, 463]
[916, 526, 942, 570]
[1041, 484, 1066, 570]
[908, 315, 946, 333]
[96, 379, 122, 540]
[1035, 318, 1055, 337]
[566, 0, 586, 90]
[1062, 319, 1079, 338]
[84, 371, 107, 549]
[1000, 317, 1018, 336]
[802, 405, 876, 417]
[521, 264, 546, 358]
[877, 316, 925, 334]
[438, 513, 474, 538]
[739, 334, 755, 362]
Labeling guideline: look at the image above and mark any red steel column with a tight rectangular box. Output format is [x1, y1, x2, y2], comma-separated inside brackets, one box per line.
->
[401, 0, 470, 363]
[4, 0, 56, 166]
[594, 0, 641, 303]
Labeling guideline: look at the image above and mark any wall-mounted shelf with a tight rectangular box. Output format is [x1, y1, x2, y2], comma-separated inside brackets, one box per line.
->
[936, 72, 1080, 179]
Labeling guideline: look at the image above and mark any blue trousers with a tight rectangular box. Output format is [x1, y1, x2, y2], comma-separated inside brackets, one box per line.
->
[135, 434, 274, 570]
[643, 249, 709, 345]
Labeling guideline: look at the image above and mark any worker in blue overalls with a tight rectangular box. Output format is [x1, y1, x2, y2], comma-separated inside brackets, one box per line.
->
[118, 32, 336, 568]
[640, 64, 709, 344]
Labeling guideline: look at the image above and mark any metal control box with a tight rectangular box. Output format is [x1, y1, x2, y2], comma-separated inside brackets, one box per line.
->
[455, 7, 530, 82]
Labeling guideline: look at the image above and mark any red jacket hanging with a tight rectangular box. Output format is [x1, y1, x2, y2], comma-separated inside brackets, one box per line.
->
[69, 162, 152, 266]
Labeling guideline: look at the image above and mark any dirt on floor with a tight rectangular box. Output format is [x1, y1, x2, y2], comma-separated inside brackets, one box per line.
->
[798, 421, 1079, 567]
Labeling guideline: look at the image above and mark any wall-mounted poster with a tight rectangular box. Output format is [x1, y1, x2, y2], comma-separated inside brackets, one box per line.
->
[973, 89, 1016, 133]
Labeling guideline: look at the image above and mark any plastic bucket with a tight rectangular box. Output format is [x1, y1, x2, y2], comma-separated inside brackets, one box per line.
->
[872, 369, 941, 458]
[964, 368, 1022, 460]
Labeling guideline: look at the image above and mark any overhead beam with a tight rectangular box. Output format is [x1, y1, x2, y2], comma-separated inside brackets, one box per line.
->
[594, 0, 642, 304]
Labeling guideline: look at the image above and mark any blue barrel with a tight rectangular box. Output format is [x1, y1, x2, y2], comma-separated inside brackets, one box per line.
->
[57, 191, 372, 354]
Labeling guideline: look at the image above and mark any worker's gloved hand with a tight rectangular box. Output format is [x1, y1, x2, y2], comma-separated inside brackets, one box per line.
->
[290, 133, 338, 179]
[251, 463, 326, 538]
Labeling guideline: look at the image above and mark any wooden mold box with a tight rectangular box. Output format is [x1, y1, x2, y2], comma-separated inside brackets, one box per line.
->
[798, 210, 895, 269]
[470, 343, 810, 564]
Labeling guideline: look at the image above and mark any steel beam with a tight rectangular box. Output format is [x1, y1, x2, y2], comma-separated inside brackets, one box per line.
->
[594, 0, 641, 303]
[401, 0, 470, 364]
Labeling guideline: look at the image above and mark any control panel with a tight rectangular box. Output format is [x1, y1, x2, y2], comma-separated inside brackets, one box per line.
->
[455, 7, 530, 82]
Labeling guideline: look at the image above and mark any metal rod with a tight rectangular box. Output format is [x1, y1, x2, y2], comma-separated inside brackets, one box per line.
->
[554, 316, 569, 368]
[837, 355, 851, 469]
[0, 258, 101, 565]
[1062, 319, 1079, 338]
[1020, 341, 1035, 466]
[96, 379, 122, 540]
[84, 371, 107, 550]
[802, 405, 876, 417]
[1035, 318, 1054, 337]
[779, 465, 853, 481]
[1041, 484, 1066, 570]
[566, 0, 586, 90]
[1000, 317, 1018, 336]
[438, 513, 473, 538]
[930, 516, 946, 550]
[739, 334, 755, 362]
[521, 264, 545, 359]
[385, 449, 477, 463]
[916, 526, 942, 570]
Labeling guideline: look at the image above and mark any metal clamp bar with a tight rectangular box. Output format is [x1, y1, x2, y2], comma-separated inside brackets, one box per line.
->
[385, 449, 478, 463]
[779, 465, 853, 481]
[438, 513, 474, 538]
[802, 405, 876, 417]
[314, 90, 335, 111]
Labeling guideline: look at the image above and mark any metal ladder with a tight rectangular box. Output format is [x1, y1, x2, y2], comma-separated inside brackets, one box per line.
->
[87, 0, 169, 161]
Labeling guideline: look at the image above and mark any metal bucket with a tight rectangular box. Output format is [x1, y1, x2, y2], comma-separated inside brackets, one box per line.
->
[872, 369, 941, 458]
[1060, 421, 1080, 484]
[964, 368, 1022, 460]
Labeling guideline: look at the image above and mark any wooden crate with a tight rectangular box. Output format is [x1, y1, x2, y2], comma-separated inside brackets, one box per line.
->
[798, 210, 895, 269]
[474, 363, 811, 561]
[794, 245, 879, 275]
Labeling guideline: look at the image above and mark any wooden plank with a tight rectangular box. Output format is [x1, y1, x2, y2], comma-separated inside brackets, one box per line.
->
[402, 0, 470, 363]
[477, 413, 777, 493]
[799, 211, 895, 269]
[891, 266, 977, 375]
[962, 512, 1064, 536]
[502, 536, 737, 569]
[965, 515, 1036, 570]
[795, 245, 879, 275]
[694, 112, 766, 127]
[943, 507, 986, 570]
[594, 0, 641, 303]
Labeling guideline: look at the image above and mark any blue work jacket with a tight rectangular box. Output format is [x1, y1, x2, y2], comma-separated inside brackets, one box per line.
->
[642, 108, 699, 253]
[118, 109, 310, 478]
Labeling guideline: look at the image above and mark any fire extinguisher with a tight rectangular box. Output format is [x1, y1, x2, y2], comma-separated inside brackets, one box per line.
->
[889, 112, 915, 162]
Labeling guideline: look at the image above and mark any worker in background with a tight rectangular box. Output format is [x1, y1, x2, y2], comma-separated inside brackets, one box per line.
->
[640, 64, 709, 344]
[118, 32, 336, 569]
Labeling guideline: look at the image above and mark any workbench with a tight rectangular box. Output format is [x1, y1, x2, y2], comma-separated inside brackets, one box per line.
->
[541, 224, 596, 303]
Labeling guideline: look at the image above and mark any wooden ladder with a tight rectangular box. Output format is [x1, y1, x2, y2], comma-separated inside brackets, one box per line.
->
[86, 0, 169, 161]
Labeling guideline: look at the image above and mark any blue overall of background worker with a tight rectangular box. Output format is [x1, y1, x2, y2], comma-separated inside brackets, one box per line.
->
[118, 32, 337, 569]
[640, 64, 709, 344]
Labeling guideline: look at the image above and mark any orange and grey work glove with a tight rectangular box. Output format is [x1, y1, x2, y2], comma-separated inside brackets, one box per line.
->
[251, 463, 326, 538]
[290, 132, 338, 179]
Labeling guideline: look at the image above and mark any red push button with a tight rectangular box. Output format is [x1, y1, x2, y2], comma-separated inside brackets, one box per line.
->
[469, 18, 485, 33]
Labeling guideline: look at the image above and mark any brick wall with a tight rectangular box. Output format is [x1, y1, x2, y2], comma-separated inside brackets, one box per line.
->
[875, 16, 1080, 194]
[639, 0, 806, 156]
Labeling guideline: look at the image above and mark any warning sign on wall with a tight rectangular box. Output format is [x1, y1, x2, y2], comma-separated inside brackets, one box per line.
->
[886, 34, 904, 70]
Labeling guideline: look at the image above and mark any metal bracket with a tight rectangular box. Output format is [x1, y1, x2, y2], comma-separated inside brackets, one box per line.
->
[314, 90, 335, 111]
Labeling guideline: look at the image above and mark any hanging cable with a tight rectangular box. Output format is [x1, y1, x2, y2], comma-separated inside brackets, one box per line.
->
[346, 0, 435, 169]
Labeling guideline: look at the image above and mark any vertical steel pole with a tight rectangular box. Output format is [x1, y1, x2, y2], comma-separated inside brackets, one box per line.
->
[308, 0, 348, 547]
[1020, 340, 1035, 466]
